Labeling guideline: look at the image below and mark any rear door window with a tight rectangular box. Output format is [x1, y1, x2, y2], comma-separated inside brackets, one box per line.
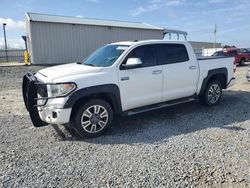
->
[155, 44, 189, 65]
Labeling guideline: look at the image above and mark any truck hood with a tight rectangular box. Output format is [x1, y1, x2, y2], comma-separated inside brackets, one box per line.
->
[37, 63, 103, 81]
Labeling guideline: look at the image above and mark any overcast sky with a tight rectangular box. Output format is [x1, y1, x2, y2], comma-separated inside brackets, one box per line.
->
[0, 0, 250, 49]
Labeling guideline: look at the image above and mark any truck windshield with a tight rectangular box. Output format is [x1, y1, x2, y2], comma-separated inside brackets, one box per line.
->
[82, 45, 129, 67]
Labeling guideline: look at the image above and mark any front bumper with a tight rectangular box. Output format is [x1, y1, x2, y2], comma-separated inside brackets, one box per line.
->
[38, 106, 71, 124]
[22, 73, 71, 127]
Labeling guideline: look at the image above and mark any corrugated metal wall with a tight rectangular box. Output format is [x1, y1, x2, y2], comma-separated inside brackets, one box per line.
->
[29, 22, 163, 64]
[189, 41, 222, 49]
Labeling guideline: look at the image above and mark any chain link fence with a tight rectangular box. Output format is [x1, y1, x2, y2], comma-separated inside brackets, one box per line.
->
[0, 49, 25, 63]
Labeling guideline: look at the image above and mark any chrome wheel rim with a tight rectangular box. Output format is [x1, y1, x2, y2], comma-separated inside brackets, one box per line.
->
[81, 105, 108, 133]
[208, 84, 221, 104]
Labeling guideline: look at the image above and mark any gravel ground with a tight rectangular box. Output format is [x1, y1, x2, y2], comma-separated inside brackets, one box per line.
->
[0, 64, 249, 188]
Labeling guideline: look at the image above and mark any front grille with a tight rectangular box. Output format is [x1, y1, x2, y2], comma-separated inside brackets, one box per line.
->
[36, 84, 48, 98]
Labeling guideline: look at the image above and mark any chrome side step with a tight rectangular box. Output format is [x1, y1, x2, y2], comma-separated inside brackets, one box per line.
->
[124, 97, 196, 116]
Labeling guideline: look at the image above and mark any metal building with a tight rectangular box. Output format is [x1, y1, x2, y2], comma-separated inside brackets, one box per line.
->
[189, 41, 222, 49]
[26, 12, 166, 64]
[189, 41, 222, 56]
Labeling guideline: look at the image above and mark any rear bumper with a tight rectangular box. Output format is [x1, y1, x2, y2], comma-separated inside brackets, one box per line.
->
[22, 73, 71, 126]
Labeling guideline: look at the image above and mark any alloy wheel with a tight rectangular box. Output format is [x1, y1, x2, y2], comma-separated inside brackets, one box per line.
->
[208, 84, 221, 104]
[81, 105, 109, 133]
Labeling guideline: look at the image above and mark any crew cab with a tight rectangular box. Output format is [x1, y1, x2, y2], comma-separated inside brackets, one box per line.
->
[23, 40, 236, 138]
[212, 48, 250, 66]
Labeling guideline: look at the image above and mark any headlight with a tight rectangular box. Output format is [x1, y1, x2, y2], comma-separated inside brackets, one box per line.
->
[47, 83, 76, 97]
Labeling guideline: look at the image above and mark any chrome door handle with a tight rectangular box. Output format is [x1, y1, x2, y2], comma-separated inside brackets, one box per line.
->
[152, 70, 162, 74]
[121, 76, 129, 81]
[189, 66, 197, 70]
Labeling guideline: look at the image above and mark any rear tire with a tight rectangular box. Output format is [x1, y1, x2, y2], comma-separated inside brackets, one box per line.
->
[200, 80, 222, 106]
[72, 99, 113, 138]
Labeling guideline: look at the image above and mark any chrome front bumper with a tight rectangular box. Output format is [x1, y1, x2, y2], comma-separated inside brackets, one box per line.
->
[38, 106, 71, 125]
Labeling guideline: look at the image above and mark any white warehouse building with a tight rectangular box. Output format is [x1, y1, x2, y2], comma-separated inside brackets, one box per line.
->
[25, 12, 218, 64]
[25, 12, 190, 64]
[25, 12, 168, 64]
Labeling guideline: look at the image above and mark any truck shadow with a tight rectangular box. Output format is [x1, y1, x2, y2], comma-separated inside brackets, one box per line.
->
[55, 90, 250, 144]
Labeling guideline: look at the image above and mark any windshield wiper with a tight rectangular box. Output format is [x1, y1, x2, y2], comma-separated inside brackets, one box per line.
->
[84, 63, 97, 67]
[76, 62, 97, 67]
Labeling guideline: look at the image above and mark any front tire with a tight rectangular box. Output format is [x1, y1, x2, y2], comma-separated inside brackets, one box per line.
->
[72, 99, 113, 138]
[200, 80, 222, 106]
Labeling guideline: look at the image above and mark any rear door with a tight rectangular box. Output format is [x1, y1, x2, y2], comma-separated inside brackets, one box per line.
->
[155, 43, 199, 101]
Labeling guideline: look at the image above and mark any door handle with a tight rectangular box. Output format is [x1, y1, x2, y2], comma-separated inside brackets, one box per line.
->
[189, 66, 197, 70]
[152, 70, 162, 74]
[121, 76, 129, 81]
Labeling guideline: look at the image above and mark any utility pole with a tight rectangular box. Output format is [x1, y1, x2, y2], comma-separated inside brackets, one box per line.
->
[214, 23, 217, 50]
[3, 23, 8, 62]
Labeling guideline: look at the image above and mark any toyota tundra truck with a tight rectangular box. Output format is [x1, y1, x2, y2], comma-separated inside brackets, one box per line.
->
[23, 40, 236, 138]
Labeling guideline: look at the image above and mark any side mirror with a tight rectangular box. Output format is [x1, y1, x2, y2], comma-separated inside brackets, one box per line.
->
[121, 58, 142, 69]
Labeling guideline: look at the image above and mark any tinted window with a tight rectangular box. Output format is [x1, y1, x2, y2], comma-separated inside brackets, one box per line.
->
[125, 45, 156, 67]
[240, 49, 249, 53]
[227, 51, 238, 57]
[212, 51, 224, 56]
[155, 44, 189, 65]
[217, 51, 224, 56]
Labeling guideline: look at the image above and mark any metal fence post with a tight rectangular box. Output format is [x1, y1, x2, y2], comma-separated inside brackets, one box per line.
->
[3, 23, 8, 62]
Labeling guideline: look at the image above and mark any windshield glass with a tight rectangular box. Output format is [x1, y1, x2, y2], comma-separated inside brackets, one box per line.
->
[82, 45, 129, 67]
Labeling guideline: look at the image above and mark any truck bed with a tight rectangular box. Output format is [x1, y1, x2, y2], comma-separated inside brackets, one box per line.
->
[196, 56, 235, 93]
[197, 56, 229, 60]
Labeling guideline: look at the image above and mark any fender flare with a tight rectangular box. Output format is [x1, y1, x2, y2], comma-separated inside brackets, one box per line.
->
[63, 84, 122, 114]
[199, 68, 228, 96]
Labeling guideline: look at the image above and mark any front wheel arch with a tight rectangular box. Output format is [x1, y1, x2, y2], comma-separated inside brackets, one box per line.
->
[64, 84, 122, 115]
[69, 93, 118, 123]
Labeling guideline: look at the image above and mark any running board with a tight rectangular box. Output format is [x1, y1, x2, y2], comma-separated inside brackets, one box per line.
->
[124, 96, 197, 116]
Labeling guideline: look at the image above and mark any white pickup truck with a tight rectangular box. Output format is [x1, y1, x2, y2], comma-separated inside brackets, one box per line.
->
[23, 40, 236, 138]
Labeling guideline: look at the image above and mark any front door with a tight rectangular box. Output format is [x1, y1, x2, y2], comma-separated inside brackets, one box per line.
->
[118, 45, 163, 111]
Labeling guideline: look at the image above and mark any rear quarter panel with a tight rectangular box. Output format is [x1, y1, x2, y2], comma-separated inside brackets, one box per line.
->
[197, 57, 235, 93]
